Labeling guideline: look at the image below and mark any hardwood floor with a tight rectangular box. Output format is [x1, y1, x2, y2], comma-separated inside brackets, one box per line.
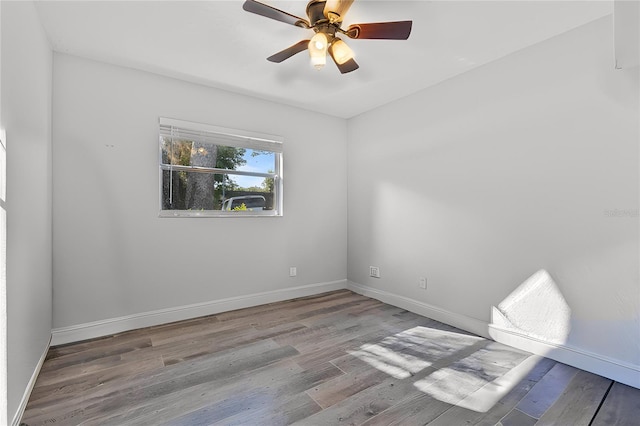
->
[21, 290, 640, 425]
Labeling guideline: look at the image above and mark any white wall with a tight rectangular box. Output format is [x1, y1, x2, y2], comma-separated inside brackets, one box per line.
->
[1, 1, 53, 421]
[348, 16, 639, 371]
[52, 54, 347, 329]
[0, 4, 4, 424]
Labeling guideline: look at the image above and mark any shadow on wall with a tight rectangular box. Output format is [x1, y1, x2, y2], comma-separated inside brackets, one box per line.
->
[490, 270, 572, 345]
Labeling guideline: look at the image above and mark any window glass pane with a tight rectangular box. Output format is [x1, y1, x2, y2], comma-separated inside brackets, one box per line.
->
[160, 120, 282, 217]
[213, 144, 247, 171]
[162, 171, 275, 212]
[161, 139, 276, 174]
[221, 175, 276, 211]
[161, 137, 192, 166]
[237, 149, 276, 175]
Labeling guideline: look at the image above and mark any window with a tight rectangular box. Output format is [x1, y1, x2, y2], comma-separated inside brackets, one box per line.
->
[159, 118, 283, 217]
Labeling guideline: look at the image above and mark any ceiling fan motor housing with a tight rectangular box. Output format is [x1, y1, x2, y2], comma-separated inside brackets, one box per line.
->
[306, 0, 329, 27]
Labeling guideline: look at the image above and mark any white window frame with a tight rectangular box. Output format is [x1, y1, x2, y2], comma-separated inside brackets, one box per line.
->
[159, 118, 283, 217]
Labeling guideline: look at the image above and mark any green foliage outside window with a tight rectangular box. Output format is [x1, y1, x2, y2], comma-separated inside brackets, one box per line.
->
[232, 203, 248, 211]
[161, 139, 274, 211]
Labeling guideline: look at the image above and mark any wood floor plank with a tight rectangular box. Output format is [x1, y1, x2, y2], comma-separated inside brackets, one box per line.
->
[536, 370, 612, 425]
[591, 382, 640, 426]
[40, 336, 153, 374]
[216, 290, 367, 328]
[296, 302, 403, 330]
[38, 338, 157, 385]
[499, 408, 538, 426]
[306, 365, 390, 409]
[427, 356, 557, 426]
[361, 391, 453, 426]
[45, 328, 161, 360]
[291, 315, 436, 371]
[86, 359, 306, 426]
[333, 324, 488, 374]
[275, 303, 401, 345]
[21, 290, 638, 426]
[514, 361, 579, 419]
[296, 339, 495, 425]
[293, 373, 424, 425]
[23, 356, 166, 417]
[218, 391, 323, 426]
[92, 345, 299, 420]
[146, 316, 228, 346]
[30, 344, 300, 426]
[23, 338, 291, 425]
[150, 313, 302, 349]
[162, 362, 342, 425]
[157, 321, 306, 366]
[292, 311, 436, 358]
[359, 341, 531, 426]
[213, 289, 354, 322]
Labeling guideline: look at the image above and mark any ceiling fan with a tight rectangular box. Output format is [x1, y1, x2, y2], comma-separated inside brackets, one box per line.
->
[242, 0, 412, 74]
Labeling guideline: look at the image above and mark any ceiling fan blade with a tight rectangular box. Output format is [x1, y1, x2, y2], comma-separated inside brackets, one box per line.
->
[267, 40, 310, 63]
[328, 48, 359, 74]
[334, 58, 359, 74]
[243, 0, 310, 28]
[323, 0, 355, 22]
[346, 21, 413, 40]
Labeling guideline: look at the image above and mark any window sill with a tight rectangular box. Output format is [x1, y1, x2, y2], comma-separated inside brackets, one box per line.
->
[158, 210, 282, 218]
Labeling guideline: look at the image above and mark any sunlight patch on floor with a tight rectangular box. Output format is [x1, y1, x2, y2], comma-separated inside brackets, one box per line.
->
[348, 342, 431, 379]
[347, 324, 537, 414]
[413, 343, 535, 412]
[453, 354, 543, 412]
[348, 326, 484, 380]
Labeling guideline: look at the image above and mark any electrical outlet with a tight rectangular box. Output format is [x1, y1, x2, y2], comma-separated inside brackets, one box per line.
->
[289, 267, 297, 277]
[369, 266, 380, 278]
[419, 277, 427, 289]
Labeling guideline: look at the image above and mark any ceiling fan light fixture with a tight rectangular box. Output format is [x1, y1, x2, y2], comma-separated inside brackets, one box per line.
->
[324, 0, 355, 22]
[330, 38, 354, 65]
[242, 0, 413, 74]
[308, 32, 328, 69]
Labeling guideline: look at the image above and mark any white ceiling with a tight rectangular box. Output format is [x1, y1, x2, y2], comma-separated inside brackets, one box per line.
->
[35, 0, 612, 118]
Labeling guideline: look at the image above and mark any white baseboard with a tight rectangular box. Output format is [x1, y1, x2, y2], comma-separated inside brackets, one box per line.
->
[12, 335, 51, 426]
[348, 280, 640, 390]
[51, 280, 347, 346]
[489, 324, 640, 389]
[48, 279, 640, 390]
[347, 281, 490, 339]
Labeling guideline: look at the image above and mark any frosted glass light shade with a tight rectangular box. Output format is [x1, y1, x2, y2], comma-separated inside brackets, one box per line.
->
[331, 39, 354, 65]
[324, 0, 354, 21]
[308, 32, 328, 69]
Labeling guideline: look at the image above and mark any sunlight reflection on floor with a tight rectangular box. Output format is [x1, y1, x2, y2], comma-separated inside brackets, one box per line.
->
[347, 326, 483, 379]
[453, 354, 543, 413]
[347, 325, 535, 413]
[414, 342, 531, 411]
[348, 342, 430, 379]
